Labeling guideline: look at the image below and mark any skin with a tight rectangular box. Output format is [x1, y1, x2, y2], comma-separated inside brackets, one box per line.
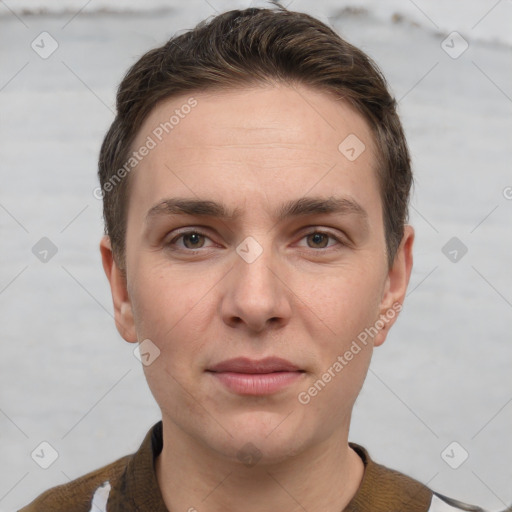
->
[100, 83, 414, 512]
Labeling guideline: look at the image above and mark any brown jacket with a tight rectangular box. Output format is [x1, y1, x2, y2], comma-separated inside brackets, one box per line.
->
[18, 421, 477, 512]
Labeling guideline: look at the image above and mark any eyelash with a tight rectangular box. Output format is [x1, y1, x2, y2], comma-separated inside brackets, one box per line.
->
[166, 229, 345, 253]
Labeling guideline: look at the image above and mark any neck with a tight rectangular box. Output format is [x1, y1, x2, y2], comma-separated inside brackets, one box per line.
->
[155, 420, 365, 512]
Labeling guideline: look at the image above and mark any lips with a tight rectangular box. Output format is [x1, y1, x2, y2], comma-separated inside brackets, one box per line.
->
[206, 357, 305, 395]
[207, 357, 302, 374]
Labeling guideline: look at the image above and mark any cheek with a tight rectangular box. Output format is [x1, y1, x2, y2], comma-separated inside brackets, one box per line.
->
[129, 267, 216, 372]
[299, 266, 384, 342]
[133, 281, 210, 412]
[129, 261, 200, 335]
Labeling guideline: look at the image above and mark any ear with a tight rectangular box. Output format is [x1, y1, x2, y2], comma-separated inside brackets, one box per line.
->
[373, 225, 414, 347]
[100, 235, 138, 343]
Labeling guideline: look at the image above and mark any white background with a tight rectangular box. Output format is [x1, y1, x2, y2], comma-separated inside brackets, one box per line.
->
[1, 1, 511, 510]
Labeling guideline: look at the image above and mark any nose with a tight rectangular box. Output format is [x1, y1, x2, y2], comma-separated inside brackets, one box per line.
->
[220, 242, 292, 333]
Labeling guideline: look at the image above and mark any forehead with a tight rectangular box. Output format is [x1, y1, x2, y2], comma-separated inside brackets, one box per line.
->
[127, 83, 380, 223]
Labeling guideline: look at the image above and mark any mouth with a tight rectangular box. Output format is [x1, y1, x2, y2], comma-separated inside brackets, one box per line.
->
[206, 357, 305, 395]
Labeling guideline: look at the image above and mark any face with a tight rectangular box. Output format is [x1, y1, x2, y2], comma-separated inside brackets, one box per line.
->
[101, 83, 414, 464]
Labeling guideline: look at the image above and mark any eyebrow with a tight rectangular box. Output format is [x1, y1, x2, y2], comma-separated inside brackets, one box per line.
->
[146, 196, 369, 226]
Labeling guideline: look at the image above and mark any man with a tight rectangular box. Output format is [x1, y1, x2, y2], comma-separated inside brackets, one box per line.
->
[20, 5, 488, 512]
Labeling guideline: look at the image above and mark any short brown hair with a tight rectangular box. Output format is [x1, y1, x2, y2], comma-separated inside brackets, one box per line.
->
[98, 5, 412, 271]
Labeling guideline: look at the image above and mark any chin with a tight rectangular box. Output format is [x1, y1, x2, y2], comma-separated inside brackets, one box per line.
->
[210, 413, 312, 465]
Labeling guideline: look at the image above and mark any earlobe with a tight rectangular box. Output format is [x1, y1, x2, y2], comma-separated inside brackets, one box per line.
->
[373, 225, 414, 347]
[99, 236, 138, 343]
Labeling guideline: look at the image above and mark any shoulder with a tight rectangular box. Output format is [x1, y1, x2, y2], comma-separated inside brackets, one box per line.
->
[18, 453, 132, 512]
[348, 442, 486, 512]
[348, 442, 432, 511]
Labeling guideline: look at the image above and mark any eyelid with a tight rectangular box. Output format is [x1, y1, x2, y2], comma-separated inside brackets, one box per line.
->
[166, 228, 215, 250]
[166, 226, 347, 252]
[296, 228, 347, 250]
